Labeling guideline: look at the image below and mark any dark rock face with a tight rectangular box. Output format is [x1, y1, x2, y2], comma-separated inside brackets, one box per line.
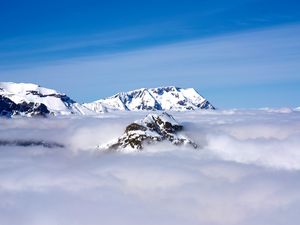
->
[99, 112, 197, 150]
[0, 95, 50, 117]
[197, 100, 214, 109]
[0, 96, 15, 117]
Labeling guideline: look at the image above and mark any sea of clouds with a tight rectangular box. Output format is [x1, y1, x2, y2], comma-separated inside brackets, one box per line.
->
[1, 109, 300, 225]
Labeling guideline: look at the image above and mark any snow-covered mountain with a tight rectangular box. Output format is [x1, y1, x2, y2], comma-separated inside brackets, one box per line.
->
[0, 82, 92, 117]
[84, 86, 215, 112]
[0, 83, 215, 117]
[98, 112, 197, 150]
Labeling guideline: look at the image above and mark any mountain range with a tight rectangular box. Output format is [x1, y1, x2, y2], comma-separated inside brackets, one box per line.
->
[84, 86, 215, 112]
[0, 82, 214, 117]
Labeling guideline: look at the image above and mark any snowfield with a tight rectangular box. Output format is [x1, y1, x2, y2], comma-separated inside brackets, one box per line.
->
[1, 109, 300, 225]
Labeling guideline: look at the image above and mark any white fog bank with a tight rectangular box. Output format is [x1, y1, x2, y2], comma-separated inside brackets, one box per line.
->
[0, 109, 300, 225]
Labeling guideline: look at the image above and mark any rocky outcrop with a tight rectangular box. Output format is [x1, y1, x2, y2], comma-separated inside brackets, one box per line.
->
[98, 112, 197, 150]
[0, 95, 50, 117]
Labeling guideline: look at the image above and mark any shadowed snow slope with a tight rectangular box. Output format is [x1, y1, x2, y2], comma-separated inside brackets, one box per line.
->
[84, 86, 215, 112]
[0, 109, 300, 225]
[0, 82, 93, 117]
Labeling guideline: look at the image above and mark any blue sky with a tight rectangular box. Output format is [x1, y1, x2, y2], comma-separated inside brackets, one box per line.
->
[1, 0, 300, 108]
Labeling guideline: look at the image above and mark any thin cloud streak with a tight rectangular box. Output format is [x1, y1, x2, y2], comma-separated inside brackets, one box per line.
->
[1, 24, 300, 106]
[0, 21, 188, 65]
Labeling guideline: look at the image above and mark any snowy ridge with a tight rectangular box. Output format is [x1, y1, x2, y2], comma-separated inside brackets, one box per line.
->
[0, 82, 93, 117]
[84, 86, 215, 112]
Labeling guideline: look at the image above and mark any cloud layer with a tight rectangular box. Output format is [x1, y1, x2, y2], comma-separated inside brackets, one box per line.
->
[1, 110, 300, 225]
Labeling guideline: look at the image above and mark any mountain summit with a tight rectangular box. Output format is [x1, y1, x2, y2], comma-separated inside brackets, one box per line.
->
[98, 112, 197, 150]
[84, 86, 215, 112]
[0, 82, 92, 117]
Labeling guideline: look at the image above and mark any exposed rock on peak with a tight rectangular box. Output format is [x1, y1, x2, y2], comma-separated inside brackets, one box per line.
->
[0, 95, 50, 117]
[98, 112, 197, 150]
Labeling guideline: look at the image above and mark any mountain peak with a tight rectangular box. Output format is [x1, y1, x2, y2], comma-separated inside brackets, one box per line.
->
[84, 86, 215, 112]
[0, 82, 93, 117]
[98, 112, 197, 150]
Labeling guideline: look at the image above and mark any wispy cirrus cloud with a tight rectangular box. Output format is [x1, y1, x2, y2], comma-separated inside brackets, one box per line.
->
[0, 21, 192, 67]
[1, 23, 300, 107]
